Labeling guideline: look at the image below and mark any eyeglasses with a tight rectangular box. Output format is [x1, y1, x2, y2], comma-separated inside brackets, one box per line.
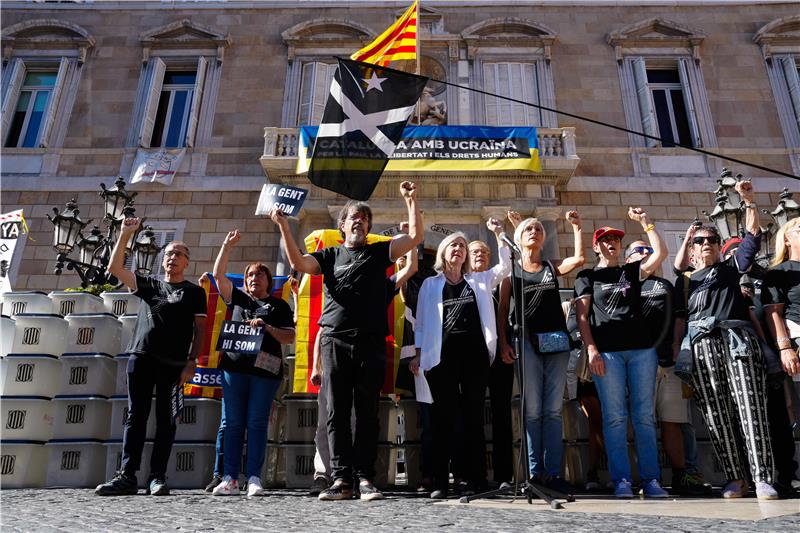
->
[164, 249, 188, 258]
[692, 236, 720, 245]
[626, 245, 654, 257]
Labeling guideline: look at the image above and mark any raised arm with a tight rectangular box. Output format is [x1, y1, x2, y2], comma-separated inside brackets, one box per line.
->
[108, 217, 139, 290]
[628, 207, 667, 278]
[269, 209, 321, 275]
[213, 230, 240, 303]
[390, 181, 424, 261]
[488, 217, 512, 287]
[673, 223, 698, 274]
[394, 247, 418, 290]
[737, 180, 761, 237]
[553, 210, 586, 276]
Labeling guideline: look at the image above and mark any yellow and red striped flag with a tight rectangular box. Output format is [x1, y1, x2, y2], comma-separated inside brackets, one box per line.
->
[350, 1, 418, 67]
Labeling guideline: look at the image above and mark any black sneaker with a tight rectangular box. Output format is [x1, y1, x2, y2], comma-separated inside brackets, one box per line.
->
[673, 472, 712, 496]
[146, 476, 170, 496]
[430, 488, 448, 499]
[358, 479, 384, 501]
[545, 476, 574, 497]
[309, 476, 330, 496]
[318, 481, 353, 501]
[95, 471, 138, 496]
[205, 475, 223, 493]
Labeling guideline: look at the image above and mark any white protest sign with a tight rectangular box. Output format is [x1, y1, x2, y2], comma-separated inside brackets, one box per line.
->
[0, 210, 26, 294]
[130, 148, 186, 185]
[255, 183, 308, 218]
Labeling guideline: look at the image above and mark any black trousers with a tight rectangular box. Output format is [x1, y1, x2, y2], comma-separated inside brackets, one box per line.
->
[488, 353, 514, 483]
[320, 332, 385, 484]
[121, 355, 183, 479]
[767, 377, 799, 484]
[427, 334, 490, 491]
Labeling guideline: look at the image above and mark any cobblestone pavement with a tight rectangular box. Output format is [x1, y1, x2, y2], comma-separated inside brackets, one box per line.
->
[2, 489, 798, 532]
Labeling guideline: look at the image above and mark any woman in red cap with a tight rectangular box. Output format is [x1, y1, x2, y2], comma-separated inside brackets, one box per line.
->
[573, 207, 667, 498]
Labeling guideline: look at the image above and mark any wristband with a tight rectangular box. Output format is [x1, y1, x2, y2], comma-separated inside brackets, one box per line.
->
[780, 346, 795, 352]
[644, 223, 656, 233]
[744, 204, 757, 209]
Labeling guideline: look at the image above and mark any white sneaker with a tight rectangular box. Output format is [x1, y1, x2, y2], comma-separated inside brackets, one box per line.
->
[212, 475, 240, 496]
[755, 482, 778, 500]
[247, 476, 265, 497]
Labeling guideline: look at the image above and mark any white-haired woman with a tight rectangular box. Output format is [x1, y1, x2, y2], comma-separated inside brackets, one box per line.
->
[410, 218, 511, 499]
[496, 211, 584, 495]
[764, 218, 800, 379]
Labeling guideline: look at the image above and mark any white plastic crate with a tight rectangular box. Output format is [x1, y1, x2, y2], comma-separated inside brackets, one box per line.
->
[101, 291, 140, 317]
[1, 291, 52, 317]
[10, 314, 68, 356]
[58, 353, 116, 397]
[1, 440, 48, 488]
[0, 353, 61, 397]
[103, 439, 153, 489]
[45, 439, 107, 487]
[52, 396, 111, 440]
[1, 396, 55, 441]
[282, 398, 320, 442]
[109, 395, 156, 440]
[398, 399, 421, 443]
[165, 441, 215, 488]
[113, 354, 129, 396]
[63, 313, 121, 356]
[175, 398, 221, 441]
[1, 315, 14, 357]
[49, 291, 105, 317]
[378, 398, 400, 443]
[118, 315, 137, 355]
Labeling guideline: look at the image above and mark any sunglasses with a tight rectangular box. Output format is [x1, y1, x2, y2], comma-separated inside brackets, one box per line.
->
[626, 245, 654, 257]
[692, 236, 720, 245]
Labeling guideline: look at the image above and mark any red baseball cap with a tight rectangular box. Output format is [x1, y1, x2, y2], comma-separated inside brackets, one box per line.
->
[721, 237, 742, 257]
[593, 226, 625, 246]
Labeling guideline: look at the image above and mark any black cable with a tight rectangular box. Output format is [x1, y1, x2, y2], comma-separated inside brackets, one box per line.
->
[426, 77, 800, 181]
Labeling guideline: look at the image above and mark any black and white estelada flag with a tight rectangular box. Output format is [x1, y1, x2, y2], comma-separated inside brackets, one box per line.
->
[309, 58, 428, 200]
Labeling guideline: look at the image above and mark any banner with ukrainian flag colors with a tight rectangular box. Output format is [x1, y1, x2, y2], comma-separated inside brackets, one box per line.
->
[297, 125, 540, 173]
[184, 273, 293, 398]
[293, 229, 405, 395]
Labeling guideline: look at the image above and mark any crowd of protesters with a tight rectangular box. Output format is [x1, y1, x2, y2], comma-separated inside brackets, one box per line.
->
[95, 179, 800, 501]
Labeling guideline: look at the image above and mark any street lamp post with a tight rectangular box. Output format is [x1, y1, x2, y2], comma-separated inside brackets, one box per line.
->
[47, 177, 164, 287]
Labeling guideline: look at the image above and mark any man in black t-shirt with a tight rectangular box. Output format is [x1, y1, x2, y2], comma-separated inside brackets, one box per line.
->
[96, 218, 207, 497]
[271, 181, 423, 501]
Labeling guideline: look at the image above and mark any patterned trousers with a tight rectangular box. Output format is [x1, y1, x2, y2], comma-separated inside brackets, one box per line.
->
[690, 328, 774, 483]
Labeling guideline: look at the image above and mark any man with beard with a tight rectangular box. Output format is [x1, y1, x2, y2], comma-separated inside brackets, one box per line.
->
[96, 218, 207, 496]
[270, 181, 423, 501]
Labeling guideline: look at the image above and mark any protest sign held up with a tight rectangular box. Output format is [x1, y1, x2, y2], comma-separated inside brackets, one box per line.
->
[255, 183, 308, 217]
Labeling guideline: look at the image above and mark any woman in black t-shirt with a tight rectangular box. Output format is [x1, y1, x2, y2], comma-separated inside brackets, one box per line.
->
[764, 218, 800, 379]
[210, 230, 295, 497]
[573, 207, 668, 498]
[496, 211, 584, 494]
[672, 180, 778, 500]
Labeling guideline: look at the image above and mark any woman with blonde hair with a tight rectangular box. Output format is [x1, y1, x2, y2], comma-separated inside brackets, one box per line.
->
[410, 218, 511, 498]
[497, 211, 584, 495]
[764, 217, 800, 377]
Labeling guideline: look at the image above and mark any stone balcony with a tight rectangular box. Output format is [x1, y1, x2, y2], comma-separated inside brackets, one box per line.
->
[260, 126, 580, 186]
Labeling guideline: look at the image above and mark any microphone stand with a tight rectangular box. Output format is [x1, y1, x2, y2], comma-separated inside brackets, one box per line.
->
[461, 245, 574, 509]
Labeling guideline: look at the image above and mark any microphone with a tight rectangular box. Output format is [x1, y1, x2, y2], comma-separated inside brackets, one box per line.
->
[499, 233, 521, 254]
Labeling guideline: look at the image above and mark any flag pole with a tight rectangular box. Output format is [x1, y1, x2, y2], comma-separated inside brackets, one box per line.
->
[415, 0, 421, 125]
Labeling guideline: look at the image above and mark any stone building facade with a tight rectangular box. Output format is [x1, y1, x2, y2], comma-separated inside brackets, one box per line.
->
[1, 0, 799, 291]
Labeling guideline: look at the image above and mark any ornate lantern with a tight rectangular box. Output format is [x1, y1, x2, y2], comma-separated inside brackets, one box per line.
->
[47, 199, 88, 254]
[716, 167, 741, 207]
[77, 226, 105, 267]
[770, 187, 800, 229]
[99, 176, 137, 223]
[133, 227, 163, 276]
[702, 190, 740, 242]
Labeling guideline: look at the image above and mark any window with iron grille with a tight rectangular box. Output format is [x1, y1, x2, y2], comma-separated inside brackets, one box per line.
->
[60, 450, 81, 471]
[65, 404, 85, 424]
[179, 405, 196, 425]
[59, 300, 75, 316]
[1, 455, 15, 475]
[176, 451, 194, 472]
[22, 327, 40, 345]
[69, 366, 88, 385]
[5, 410, 26, 429]
[77, 327, 94, 345]
[14, 363, 34, 382]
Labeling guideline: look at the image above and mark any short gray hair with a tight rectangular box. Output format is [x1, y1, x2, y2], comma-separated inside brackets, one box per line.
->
[513, 217, 546, 248]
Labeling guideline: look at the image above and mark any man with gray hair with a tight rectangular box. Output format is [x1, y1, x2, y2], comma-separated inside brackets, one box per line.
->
[96, 218, 207, 496]
[271, 181, 423, 501]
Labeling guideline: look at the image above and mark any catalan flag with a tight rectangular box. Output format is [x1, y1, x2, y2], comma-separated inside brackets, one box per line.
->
[350, 1, 418, 67]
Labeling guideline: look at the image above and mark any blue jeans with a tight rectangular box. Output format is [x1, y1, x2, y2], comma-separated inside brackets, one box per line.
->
[521, 336, 570, 478]
[593, 347, 660, 483]
[221, 370, 280, 479]
[213, 399, 226, 476]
